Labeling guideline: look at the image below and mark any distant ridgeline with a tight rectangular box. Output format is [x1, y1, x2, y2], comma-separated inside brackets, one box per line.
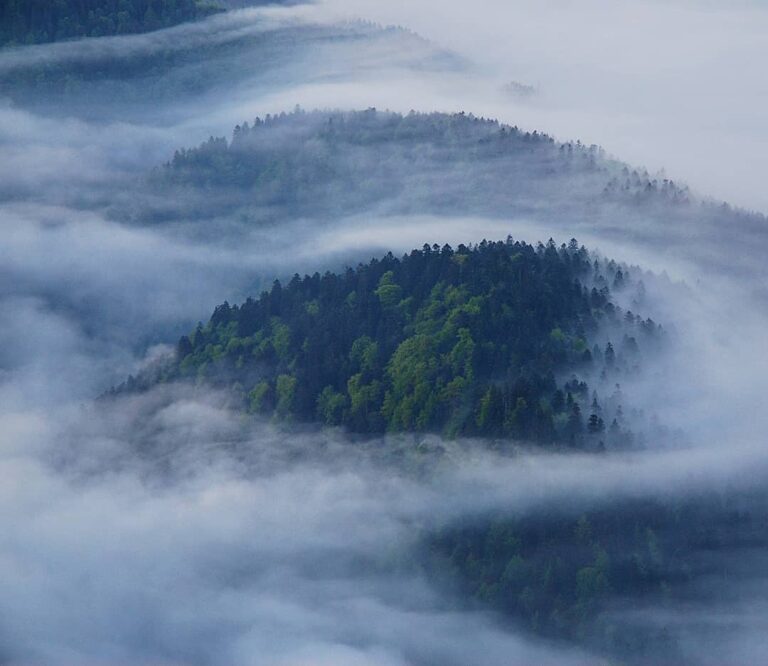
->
[155, 108, 692, 222]
[0, 0, 224, 46]
[0, 31, 447, 123]
[122, 239, 662, 449]
[150, 109, 768, 281]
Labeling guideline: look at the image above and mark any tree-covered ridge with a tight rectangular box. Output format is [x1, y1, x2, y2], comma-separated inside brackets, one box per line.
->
[160, 109, 755, 223]
[426, 488, 766, 662]
[158, 108, 699, 219]
[156, 108, 615, 220]
[147, 108, 768, 285]
[142, 238, 660, 447]
[166, 108, 568, 189]
[0, 0, 223, 47]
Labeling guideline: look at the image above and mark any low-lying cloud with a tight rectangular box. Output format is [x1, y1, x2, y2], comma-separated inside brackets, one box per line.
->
[0, 3, 767, 663]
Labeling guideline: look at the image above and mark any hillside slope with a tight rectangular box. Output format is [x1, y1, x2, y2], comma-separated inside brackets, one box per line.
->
[119, 238, 661, 448]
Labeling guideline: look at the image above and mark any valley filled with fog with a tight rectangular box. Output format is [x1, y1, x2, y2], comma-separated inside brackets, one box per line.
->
[1, 2, 767, 664]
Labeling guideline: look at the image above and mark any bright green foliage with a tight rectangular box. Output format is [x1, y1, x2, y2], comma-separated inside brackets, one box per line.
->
[248, 381, 270, 413]
[270, 319, 292, 362]
[167, 239, 659, 446]
[0, 0, 222, 47]
[375, 271, 403, 308]
[275, 374, 297, 417]
[349, 336, 378, 373]
[316, 386, 347, 425]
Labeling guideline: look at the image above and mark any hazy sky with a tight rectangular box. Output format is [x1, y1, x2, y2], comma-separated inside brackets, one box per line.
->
[313, 0, 768, 213]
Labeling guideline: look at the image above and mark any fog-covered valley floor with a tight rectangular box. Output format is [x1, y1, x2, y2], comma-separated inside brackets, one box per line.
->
[1, 2, 768, 664]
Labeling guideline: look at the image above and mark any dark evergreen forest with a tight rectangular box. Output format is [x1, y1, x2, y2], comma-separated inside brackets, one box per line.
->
[118, 238, 660, 449]
[0, 0, 222, 46]
[425, 486, 768, 661]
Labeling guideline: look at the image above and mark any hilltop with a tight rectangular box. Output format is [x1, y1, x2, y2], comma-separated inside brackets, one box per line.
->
[116, 238, 661, 449]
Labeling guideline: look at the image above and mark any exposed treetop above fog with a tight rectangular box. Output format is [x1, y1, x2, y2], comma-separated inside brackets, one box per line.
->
[118, 238, 660, 450]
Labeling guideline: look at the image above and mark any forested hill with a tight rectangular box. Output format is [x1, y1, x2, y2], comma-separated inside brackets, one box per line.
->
[157, 108, 693, 219]
[0, 0, 223, 47]
[155, 108, 624, 221]
[149, 109, 768, 281]
[121, 239, 661, 448]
